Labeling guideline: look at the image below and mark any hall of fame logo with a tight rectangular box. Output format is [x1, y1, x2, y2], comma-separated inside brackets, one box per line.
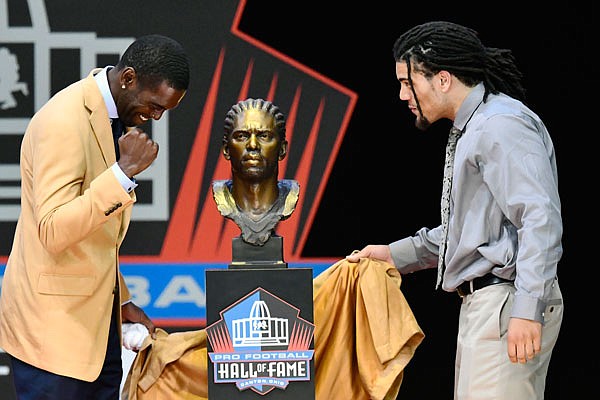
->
[206, 287, 315, 395]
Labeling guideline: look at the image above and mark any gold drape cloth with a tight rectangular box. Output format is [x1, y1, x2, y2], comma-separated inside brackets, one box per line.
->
[122, 258, 424, 400]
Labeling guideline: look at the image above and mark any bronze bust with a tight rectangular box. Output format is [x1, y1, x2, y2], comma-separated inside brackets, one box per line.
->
[212, 98, 299, 246]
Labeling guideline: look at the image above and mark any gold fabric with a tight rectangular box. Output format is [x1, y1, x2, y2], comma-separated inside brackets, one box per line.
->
[121, 329, 208, 400]
[313, 258, 424, 399]
[122, 258, 424, 400]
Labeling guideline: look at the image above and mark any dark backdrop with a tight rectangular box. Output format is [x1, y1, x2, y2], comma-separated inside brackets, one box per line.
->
[0, 1, 593, 399]
[240, 2, 594, 399]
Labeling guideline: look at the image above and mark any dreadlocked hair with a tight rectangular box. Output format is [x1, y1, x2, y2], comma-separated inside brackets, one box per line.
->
[392, 21, 526, 102]
[223, 98, 287, 145]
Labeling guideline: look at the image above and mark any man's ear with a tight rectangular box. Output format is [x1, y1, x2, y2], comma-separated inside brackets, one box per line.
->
[120, 67, 137, 89]
[438, 70, 452, 92]
[222, 144, 231, 160]
[279, 140, 288, 160]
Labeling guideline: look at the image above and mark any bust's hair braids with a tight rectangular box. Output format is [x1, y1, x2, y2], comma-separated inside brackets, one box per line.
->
[392, 21, 526, 102]
[223, 98, 287, 145]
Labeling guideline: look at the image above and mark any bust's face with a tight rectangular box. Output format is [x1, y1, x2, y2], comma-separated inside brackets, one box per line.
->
[225, 109, 284, 181]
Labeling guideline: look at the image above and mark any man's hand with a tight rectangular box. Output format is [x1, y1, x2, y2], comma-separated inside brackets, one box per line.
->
[122, 302, 156, 340]
[346, 244, 394, 265]
[117, 128, 159, 178]
[507, 317, 542, 363]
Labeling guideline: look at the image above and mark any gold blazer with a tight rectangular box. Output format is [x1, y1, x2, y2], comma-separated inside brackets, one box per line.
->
[0, 69, 135, 382]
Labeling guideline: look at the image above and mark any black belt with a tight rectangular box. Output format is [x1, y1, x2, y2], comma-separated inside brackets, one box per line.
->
[456, 272, 513, 297]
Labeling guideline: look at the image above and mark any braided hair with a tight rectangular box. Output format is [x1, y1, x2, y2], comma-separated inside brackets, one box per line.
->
[392, 21, 526, 102]
[223, 98, 287, 145]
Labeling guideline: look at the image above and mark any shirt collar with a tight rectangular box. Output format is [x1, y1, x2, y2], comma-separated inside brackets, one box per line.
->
[94, 66, 118, 119]
[453, 82, 485, 132]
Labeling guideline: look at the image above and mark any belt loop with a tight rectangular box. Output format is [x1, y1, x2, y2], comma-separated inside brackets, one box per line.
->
[469, 280, 474, 294]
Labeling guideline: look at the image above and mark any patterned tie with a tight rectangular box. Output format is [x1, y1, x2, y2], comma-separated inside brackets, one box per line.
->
[436, 126, 463, 289]
[111, 118, 123, 160]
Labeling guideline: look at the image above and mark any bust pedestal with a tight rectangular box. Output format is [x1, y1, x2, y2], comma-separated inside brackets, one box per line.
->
[229, 235, 287, 269]
[205, 235, 315, 399]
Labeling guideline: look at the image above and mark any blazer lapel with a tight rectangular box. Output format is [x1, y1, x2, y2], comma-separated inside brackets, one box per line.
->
[82, 69, 117, 167]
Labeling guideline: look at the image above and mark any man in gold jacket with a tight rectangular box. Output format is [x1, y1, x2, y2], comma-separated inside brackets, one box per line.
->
[0, 34, 190, 399]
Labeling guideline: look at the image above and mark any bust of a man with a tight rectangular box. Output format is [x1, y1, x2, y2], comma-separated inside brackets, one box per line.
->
[212, 98, 299, 246]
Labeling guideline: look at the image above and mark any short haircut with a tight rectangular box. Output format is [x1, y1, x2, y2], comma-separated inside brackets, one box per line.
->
[117, 34, 190, 91]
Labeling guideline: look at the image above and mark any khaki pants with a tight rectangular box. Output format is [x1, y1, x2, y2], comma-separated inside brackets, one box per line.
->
[455, 278, 563, 400]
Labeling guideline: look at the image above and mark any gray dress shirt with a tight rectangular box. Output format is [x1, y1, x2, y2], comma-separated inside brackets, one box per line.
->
[389, 83, 562, 323]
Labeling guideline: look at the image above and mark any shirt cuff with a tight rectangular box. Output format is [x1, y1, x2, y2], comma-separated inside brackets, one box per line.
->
[111, 162, 138, 193]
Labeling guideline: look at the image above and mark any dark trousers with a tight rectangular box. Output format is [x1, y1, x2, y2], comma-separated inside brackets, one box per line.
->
[10, 298, 122, 400]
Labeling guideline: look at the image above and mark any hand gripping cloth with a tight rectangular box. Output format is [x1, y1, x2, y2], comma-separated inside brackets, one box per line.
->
[122, 257, 424, 400]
